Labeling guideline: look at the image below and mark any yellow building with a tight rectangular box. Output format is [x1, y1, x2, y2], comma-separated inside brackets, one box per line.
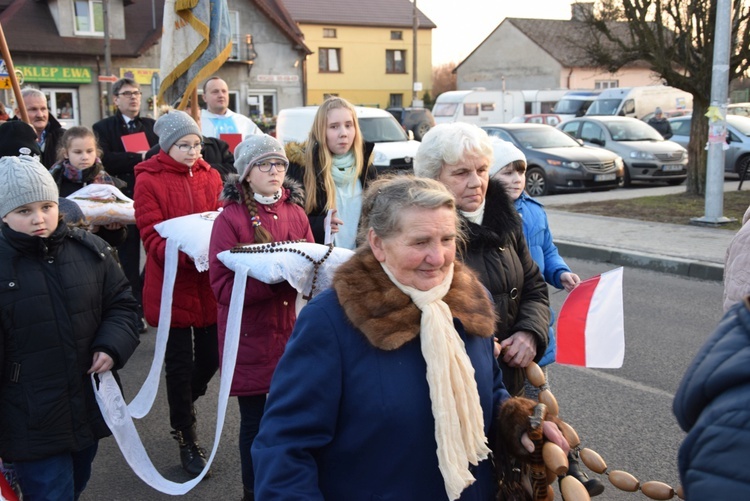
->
[282, 0, 435, 109]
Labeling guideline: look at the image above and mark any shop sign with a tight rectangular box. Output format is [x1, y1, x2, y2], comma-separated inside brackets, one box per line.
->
[16, 65, 93, 83]
[120, 68, 160, 86]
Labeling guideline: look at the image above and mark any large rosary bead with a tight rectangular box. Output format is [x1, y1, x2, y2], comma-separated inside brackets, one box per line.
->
[609, 470, 640, 492]
[560, 475, 591, 501]
[538, 389, 559, 417]
[525, 362, 546, 387]
[542, 441, 568, 476]
[579, 447, 607, 474]
[640, 481, 674, 500]
[558, 420, 580, 449]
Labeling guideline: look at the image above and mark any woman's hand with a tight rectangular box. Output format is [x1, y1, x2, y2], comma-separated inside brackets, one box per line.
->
[88, 352, 114, 374]
[560, 272, 581, 292]
[500, 331, 537, 368]
[520, 421, 570, 455]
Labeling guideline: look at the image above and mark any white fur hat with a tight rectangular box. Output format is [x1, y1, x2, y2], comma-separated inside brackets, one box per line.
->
[489, 138, 526, 177]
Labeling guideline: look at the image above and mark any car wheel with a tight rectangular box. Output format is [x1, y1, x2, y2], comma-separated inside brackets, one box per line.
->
[526, 167, 548, 197]
[618, 167, 632, 188]
[413, 121, 432, 141]
[736, 155, 750, 178]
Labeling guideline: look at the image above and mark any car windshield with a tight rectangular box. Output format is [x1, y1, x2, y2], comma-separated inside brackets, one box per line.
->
[510, 127, 581, 149]
[553, 99, 586, 114]
[728, 116, 750, 136]
[432, 103, 458, 117]
[359, 117, 409, 142]
[587, 99, 622, 115]
[603, 120, 663, 141]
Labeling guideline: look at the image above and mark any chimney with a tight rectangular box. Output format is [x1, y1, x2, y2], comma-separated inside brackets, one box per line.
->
[571, 2, 594, 21]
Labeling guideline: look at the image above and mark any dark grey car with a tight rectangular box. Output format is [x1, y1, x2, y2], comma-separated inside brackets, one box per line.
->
[669, 115, 750, 176]
[481, 123, 624, 197]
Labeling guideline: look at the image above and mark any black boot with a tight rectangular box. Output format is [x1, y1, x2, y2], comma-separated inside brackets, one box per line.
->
[171, 425, 209, 478]
[562, 450, 604, 497]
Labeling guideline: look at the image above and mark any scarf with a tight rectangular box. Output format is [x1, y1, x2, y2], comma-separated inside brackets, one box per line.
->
[460, 200, 486, 225]
[253, 189, 283, 205]
[56, 158, 115, 186]
[330, 151, 361, 250]
[380, 262, 491, 501]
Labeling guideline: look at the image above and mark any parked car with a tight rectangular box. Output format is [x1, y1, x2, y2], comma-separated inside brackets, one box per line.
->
[481, 123, 624, 197]
[510, 114, 562, 126]
[727, 102, 750, 118]
[669, 114, 750, 176]
[559, 116, 688, 187]
[275, 105, 420, 172]
[385, 107, 435, 141]
[640, 109, 692, 123]
[552, 90, 601, 122]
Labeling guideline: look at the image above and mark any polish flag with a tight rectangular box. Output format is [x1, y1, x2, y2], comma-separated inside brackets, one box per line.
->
[556, 267, 624, 368]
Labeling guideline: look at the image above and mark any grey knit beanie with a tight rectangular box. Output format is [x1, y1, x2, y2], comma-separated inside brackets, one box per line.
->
[234, 134, 288, 181]
[0, 155, 59, 217]
[154, 110, 202, 152]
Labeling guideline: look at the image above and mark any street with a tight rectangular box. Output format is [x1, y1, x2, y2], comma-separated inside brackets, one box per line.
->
[81, 257, 724, 500]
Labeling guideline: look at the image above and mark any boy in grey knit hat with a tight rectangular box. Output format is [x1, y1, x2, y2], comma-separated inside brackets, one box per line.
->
[0, 155, 59, 236]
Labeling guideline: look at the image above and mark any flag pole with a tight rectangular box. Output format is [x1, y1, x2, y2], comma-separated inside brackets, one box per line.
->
[190, 87, 199, 122]
[0, 21, 29, 124]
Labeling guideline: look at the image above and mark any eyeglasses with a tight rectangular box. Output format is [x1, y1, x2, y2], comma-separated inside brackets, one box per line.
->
[174, 143, 203, 152]
[116, 91, 142, 98]
[254, 161, 288, 172]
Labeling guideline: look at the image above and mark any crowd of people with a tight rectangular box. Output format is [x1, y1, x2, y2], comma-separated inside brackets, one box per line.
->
[0, 78, 747, 501]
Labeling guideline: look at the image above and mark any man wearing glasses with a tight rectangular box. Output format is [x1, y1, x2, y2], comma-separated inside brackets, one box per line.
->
[93, 78, 158, 334]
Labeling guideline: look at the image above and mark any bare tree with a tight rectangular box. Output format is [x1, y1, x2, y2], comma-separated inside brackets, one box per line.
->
[431, 62, 457, 99]
[579, 0, 750, 194]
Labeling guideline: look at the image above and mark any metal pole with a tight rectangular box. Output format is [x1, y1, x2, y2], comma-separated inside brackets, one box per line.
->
[412, 0, 417, 106]
[693, 0, 733, 225]
[103, 0, 113, 117]
[0, 21, 29, 124]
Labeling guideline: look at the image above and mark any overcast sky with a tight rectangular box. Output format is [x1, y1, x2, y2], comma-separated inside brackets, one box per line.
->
[417, 0, 577, 65]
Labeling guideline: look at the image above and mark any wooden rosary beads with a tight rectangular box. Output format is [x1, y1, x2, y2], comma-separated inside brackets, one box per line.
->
[230, 240, 335, 300]
[524, 362, 684, 500]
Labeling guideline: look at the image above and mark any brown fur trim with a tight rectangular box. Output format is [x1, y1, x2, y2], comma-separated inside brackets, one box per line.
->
[285, 141, 307, 166]
[333, 250, 497, 350]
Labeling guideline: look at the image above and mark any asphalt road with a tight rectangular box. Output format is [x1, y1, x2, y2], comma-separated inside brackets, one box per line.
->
[80, 257, 723, 500]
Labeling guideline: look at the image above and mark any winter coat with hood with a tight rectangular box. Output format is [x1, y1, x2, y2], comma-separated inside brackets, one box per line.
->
[0, 222, 140, 461]
[285, 141, 376, 244]
[134, 150, 223, 328]
[673, 296, 750, 499]
[724, 205, 750, 312]
[252, 249, 509, 501]
[462, 179, 550, 396]
[208, 176, 313, 396]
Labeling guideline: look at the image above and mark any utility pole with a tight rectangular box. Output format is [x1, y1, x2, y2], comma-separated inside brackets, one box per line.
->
[103, 0, 113, 117]
[692, 0, 733, 226]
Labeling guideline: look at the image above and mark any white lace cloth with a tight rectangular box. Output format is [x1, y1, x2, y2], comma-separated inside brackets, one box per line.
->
[67, 184, 135, 225]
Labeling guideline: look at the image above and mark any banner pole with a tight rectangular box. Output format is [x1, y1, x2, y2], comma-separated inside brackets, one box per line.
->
[0, 21, 29, 124]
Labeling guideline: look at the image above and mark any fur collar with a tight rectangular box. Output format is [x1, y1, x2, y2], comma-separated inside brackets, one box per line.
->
[220, 174, 306, 208]
[464, 179, 521, 248]
[333, 250, 497, 350]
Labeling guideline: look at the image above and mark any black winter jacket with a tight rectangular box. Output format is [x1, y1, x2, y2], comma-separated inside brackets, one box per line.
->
[0, 222, 140, 461]
[285, 141, 377, 244]
[461, 180, 550, 395]
[92, 111, 158, 197]
[40, 114, 66, 169]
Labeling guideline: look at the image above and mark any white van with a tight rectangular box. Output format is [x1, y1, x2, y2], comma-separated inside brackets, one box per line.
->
[432, 90, 525, 124]
[586, 86, 692, 119]
[552, 90, 602, 122]
[275, 106, 420, 172]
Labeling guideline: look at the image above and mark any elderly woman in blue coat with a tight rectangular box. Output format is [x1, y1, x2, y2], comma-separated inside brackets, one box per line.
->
[252, 176, 567, 500]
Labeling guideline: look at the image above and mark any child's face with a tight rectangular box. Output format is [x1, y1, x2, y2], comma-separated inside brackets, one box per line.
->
[495, 164, 526, 201]
[65, 136, 97, 170]
[168, 134, 202, 167]
[3, 201, 59, 238]
[325, 108, 356, 156]
[247, 159, 287, 197]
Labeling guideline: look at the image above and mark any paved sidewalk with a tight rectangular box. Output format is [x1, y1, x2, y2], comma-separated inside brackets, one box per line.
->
[536, 180, 750, 281]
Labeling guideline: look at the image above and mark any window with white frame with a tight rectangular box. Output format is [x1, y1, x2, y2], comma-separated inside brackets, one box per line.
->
[74, 0, 104, 35]
[595, 80, 619, 89]
[386, 50, 406, 74]
[228, 10, 240, 61]
[319, 48, 341, 73]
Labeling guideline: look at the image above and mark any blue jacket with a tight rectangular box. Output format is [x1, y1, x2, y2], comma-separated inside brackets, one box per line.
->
[515, 193, 571, 366]
[252, 251, 509, 500]
[673, 297, 750, 499]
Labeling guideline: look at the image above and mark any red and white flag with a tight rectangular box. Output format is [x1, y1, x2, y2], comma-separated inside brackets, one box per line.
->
[556, 267, 624, 368]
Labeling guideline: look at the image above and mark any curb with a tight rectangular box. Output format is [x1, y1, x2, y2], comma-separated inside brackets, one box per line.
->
[555, 241, 725, 282]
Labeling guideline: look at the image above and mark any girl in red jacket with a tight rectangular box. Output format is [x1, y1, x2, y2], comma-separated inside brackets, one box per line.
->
[208, 134, 313, 501]
[133, 111, 223, 478]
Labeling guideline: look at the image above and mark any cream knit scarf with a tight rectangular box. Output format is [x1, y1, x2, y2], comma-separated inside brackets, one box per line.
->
[380, 262, 491, 500]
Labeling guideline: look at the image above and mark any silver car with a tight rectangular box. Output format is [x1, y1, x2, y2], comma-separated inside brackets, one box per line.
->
[559, 116, 687, 187]
[669, 115, 750, 175]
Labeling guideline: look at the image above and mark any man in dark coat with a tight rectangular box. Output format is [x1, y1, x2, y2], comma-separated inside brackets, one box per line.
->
[93, 78, 158, 332]
[647, 107, 673, 139]
[14, 88, 65, 168]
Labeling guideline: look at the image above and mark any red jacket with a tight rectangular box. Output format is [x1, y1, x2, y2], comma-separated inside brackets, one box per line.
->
[208, 178, 313, 395]
[134, 151, 223, 328]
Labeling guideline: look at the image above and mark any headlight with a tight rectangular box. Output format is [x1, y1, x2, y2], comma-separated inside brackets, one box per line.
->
[629, 151, 655, 160]
[546, 159, 582, 169]
[373, 150, 388, 165]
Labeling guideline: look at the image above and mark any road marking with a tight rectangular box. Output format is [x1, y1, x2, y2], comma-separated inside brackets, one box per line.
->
[562, 364, 675, 399]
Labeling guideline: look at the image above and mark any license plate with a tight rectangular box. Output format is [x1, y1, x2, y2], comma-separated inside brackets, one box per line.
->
[594, 173, 616, 181]
[662, 165, 683, 172]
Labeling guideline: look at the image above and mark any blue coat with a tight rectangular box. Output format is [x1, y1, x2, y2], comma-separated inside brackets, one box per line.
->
[673, 297, 750, 499]
[252, 251, 509, 500]
[515, 193, 571, 366]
